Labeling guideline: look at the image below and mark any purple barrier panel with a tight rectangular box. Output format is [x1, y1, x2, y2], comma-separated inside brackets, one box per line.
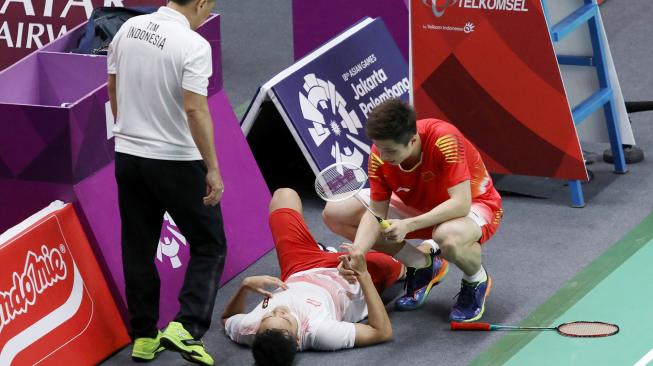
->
[293, 0, 408, 61]
[0, 52, 113, 188]
[1, 12, 272, 329]
[0, 179, 74, 233]
[68, 79, 115, 183]
[0, 56, 41, 105]
[39, 53, 108, 107]
[74, 90, 273, 328]
[0, 103, 72, 185]
[40, 23, 87, 53]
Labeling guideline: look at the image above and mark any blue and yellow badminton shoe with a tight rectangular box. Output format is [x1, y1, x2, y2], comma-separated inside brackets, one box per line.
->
[395, 250, 449, 311]
[450, 275, 492, 322]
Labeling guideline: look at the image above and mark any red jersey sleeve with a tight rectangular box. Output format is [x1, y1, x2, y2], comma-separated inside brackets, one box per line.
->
[430, 126, 471, 189]
[368, 149, 392, 202]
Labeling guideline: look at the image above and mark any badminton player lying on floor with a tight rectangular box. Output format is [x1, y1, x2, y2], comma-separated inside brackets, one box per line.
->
[222, 188, 423, 365]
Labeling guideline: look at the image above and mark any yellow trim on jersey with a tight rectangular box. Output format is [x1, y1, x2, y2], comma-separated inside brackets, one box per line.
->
[435, 134, 462, 163]
[369, 153, 384, 178]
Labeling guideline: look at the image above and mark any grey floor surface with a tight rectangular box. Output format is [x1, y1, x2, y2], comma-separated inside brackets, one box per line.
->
[102, 1, 653, 365]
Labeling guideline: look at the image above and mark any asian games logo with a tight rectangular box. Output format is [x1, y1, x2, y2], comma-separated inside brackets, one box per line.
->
[157, 213, 186, 269]
[422, 0, 459, 17]
[298, 73, 370, 168]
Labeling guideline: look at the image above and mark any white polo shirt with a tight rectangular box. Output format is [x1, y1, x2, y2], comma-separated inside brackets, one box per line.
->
[107, 6, 212, 160]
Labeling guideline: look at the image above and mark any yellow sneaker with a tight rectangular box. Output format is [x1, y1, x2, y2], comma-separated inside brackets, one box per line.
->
[131, 331, 165, 361]
[160, 321, 214, 365]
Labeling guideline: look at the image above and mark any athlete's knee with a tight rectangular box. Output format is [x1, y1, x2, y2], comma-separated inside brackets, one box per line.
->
[270, 188, 301, 213]
[322, 201, 348, 225]
[433, 229, 460, 260]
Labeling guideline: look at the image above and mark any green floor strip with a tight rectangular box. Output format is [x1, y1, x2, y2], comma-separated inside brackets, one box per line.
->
[505, 236, 653, 365]
[470, 211, 653, 366]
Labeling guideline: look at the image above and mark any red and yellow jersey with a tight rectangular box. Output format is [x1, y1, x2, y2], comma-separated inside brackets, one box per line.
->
[369, 119, 501, 213]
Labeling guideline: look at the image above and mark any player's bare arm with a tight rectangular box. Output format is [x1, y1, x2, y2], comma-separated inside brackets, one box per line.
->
[383, 180, 472, 243]
[338, 246, 393, 346]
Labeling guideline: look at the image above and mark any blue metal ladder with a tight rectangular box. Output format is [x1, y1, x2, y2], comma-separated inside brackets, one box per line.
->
[541, 0, 628, 207]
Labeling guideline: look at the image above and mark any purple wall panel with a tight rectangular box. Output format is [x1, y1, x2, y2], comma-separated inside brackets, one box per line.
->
[0, 104, 71, 184]
[0, 179, 75, 232]
[0, 57, 41, 104]
[293, 0, 409, 61]
[38, 53, 108, 107]
[69, 86, 115, 183]
[2, 13, 272, 328]
[40, 23, 87, 53]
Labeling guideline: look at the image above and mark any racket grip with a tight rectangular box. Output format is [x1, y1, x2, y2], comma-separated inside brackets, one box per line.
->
[379, 219, 391, 229]
[450, 322, 492, 331]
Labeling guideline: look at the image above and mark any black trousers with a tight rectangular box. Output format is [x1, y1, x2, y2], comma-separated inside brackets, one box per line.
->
[115, 152, 227, 340]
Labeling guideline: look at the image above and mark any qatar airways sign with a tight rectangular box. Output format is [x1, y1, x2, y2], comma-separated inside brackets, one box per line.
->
[0, 0, 164, 70]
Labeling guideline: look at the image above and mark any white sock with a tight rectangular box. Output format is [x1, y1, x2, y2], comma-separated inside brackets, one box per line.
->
[393, 242, 430, 268]
[463, 266, 487, 283]
[421, 239, 440, 253]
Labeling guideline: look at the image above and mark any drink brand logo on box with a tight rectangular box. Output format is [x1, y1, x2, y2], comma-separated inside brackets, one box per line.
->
[0, 216, 92, 365]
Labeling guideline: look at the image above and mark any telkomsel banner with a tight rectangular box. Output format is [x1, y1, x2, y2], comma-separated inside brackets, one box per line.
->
[411, 0, 587, 180]
[0, 202, 129, 365]
[0, 0, 164, 71]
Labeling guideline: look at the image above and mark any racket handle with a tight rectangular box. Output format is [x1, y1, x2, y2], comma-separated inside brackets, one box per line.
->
[379, 219, 391, 229]
[450, 322, 492, 331]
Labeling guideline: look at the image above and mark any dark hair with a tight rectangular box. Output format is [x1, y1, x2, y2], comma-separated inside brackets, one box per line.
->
[365, 98, 417, 145]
[252, 329, 297, 366]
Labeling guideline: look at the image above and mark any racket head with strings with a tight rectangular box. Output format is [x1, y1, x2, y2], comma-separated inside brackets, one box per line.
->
[556, 321, 619, 338]
[315, 162, 389, 227]
[315, 162, 367, 202]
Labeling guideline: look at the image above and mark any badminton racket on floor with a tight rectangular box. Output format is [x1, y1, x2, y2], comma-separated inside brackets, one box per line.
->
[315, 162, 390, 229]
[450, 321, 619, 338]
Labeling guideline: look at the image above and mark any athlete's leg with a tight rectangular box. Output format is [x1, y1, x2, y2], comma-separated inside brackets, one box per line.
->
[432, 217, 482, 276]
[322, 198, 365, 242]
[269, 189, 343, 280]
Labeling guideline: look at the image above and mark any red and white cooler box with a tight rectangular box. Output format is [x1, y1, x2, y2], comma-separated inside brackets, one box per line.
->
[0, 202, 130, 365]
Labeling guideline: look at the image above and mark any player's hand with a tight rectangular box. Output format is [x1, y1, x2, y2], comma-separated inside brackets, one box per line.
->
[203, 168, 224, 206]
[338, 243, 368, 283]
[383, 219, 410, 243]
[242, 276, 288, 297]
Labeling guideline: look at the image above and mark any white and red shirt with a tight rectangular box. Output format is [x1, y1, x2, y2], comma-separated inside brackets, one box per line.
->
[224, 268, 368, 351]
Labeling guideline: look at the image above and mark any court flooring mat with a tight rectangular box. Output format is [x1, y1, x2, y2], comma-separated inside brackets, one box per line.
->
[470, 212, 653, 366]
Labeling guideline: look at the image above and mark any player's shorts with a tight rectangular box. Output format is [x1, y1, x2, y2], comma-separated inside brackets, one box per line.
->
[359, 189, 503, 244]
[269, 208, 403, 293]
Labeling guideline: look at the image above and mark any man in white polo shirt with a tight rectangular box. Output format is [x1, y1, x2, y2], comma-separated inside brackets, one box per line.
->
[107, 0, 223, 364]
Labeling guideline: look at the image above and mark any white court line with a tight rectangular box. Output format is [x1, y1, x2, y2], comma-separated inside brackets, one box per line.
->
[634, 348, 653, 366]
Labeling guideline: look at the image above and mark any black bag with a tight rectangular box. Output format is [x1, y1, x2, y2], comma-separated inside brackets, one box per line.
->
[72, 6, 157, 55]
